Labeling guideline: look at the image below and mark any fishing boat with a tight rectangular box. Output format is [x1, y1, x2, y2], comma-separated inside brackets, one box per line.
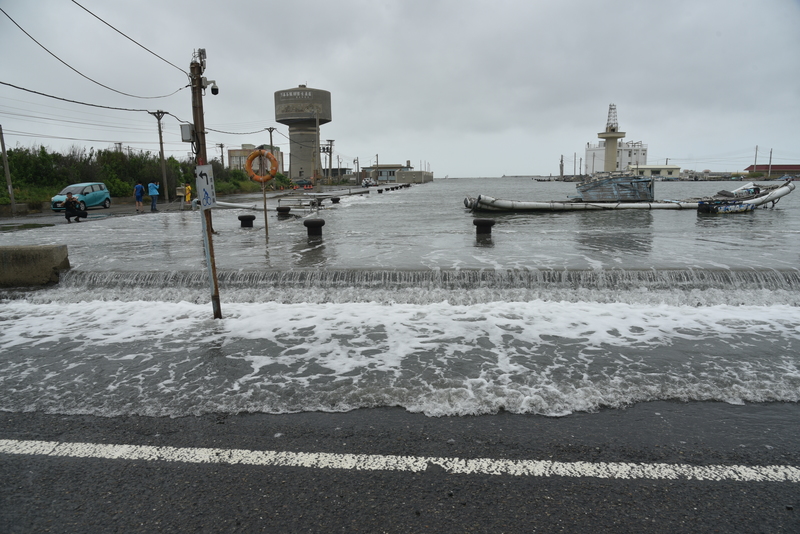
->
[464, 180, 795, 212]
[697, 200, 755, 214]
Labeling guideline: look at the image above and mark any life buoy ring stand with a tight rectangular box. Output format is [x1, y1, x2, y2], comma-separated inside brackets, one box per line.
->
[246, 150, 278, 183]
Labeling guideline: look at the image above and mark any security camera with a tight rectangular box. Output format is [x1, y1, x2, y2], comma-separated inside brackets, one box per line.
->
[202, 77, 219, 95]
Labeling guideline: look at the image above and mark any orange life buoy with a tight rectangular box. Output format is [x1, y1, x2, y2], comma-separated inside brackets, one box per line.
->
[245, 150, 278, 183]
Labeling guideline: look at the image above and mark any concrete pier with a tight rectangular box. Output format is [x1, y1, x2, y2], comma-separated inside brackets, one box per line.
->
[0, 245, 70, 287]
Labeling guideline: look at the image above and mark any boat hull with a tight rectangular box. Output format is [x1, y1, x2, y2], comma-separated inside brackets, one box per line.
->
[697, 201, 755, 214]
[465, 181, 795, 213]
[464, 195, 698, 211]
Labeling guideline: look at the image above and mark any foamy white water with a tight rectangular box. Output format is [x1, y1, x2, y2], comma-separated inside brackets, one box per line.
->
[1, 295, 798, 417]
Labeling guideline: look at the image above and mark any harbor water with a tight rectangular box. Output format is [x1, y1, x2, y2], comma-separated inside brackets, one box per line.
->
[1, 177, 799, 418]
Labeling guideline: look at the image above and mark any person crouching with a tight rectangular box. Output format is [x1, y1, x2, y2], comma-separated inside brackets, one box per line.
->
[63, 192, 88, 223]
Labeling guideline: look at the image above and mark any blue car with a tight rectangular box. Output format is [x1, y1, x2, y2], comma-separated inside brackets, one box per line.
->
[51, 182, 112, 211]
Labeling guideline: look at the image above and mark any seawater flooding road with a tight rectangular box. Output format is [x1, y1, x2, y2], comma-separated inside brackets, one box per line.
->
[2, 178, 800, 531]
[2, 403, 799, 532]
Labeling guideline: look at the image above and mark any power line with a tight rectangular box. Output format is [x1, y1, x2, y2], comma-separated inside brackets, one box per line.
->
[0, 89, 288, 145]
[0, 80, 151, 113]
[0, 94, 154, 124]
[71, 0, 189, 77]
[206, 126, 273, 136]
[0, 7, 185, 100]
[0, 109, 158, 134]
[2, 127, 185, 149]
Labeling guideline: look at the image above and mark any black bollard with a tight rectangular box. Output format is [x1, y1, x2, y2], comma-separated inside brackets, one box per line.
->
[304, 218, 325, 237]
[377, 189, 383, 194]
[238, 214, 256, 228]
[276, 206, 292, 216]
[473, 218, 495, 235]
[331, 197, 340, 204]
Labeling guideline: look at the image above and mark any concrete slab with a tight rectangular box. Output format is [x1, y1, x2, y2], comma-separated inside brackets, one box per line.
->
[0, 245, 70, 287]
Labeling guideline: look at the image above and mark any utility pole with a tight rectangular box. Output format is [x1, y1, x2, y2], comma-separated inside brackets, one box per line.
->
[354, 157, 359, 184]
[266, 127, 276, 174]
[375, 154, 379, 183]
[559, 155, 564, 180]
[767, 148, 773, 178]
[190, 50, 222, 319]
[217, 143, 225, 167]
[327, 140, 334, 183]
[148, 111, 169, 202]
[312, 111, 319, 189]
[753, 145, 758, 175]
[0, 125, 16, 216]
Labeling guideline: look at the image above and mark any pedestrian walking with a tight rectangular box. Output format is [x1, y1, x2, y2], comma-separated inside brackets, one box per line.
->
[133, 181, 145, 213]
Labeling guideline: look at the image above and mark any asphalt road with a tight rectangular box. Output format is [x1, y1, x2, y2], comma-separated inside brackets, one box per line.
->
[1, 402, 798, 533]
[0, 190, 311, 229]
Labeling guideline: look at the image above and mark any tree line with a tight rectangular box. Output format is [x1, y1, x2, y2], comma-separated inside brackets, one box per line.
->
[1, 144, 287, 207]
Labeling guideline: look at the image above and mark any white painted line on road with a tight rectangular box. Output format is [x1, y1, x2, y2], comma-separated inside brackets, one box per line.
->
[1, 439, 798, 483]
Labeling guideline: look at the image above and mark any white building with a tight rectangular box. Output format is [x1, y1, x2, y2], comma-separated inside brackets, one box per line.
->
[228, 144, 284, 175]
[626, 164, 681, 179]
[585, 140, 647, 174]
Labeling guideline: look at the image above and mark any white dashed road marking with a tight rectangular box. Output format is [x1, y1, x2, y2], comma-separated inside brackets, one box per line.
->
[1, 439, 798, 483]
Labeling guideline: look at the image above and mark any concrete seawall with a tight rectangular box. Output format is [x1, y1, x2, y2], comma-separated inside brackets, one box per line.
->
[0, 245, 70, 287]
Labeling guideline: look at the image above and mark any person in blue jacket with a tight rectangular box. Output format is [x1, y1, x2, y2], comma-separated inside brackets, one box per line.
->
[133, 181, 145, 213]
[148, 181, 160, 212]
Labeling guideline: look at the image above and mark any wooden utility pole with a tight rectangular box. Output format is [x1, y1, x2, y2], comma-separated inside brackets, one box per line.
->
[217, 143, 225, 167]
[148, 111, 169, 202]
[753, 145, 759, 175]
[191, 52, 222, 319]
[0, 125, 16, 216]
[326, 140, 334, 183]
[266, 127, 276, 163]
[768, 148, 773, 178]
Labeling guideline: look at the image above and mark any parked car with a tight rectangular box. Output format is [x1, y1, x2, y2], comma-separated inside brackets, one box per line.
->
[292, 179, 313, 187]
[51, 182, 112, 211]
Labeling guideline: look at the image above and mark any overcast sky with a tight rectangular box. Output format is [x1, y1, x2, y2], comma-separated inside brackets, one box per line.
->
[1, 0, 799, 177]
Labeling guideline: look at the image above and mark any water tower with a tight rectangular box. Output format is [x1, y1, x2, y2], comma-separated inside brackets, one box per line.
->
[274, 85, 332, 181]
[597, 104, 625, 172]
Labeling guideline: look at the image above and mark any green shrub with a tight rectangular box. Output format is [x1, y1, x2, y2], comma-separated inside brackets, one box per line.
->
[103, 177, 131, 198]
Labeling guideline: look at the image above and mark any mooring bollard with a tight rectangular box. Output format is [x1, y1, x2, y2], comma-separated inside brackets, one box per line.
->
[473, 218, 495, 235]
[304, 218, 325, 236]
[331, 197, 340, 204]
[377, 189, 383, 194]
[276, 206, 291, 216]
[238, 214, 256, 228]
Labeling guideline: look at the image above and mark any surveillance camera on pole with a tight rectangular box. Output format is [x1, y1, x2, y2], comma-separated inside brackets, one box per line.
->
[202, 77, 219, 96]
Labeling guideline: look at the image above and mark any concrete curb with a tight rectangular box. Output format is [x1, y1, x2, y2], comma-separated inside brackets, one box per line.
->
[0, 245, 70, 287]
